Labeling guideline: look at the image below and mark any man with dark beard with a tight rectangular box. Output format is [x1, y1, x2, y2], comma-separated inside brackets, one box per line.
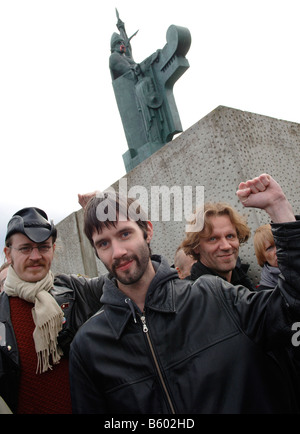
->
[69, 174, 300, 414]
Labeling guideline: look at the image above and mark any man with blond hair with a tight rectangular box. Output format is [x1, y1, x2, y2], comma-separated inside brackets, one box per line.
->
[180, 201, 255, 289]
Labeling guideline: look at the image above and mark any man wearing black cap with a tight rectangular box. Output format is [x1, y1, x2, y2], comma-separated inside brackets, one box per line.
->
[0, 207, 104, 414]
[4, 208, 57, 283]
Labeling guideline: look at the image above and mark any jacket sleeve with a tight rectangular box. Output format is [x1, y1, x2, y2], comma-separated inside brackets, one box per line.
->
[271, 216, 300, 298]
[69, 334, 107, 414]
[54, 273, 104, 324]
[218, 217, 300, 350]
[54, 274, 105, 355]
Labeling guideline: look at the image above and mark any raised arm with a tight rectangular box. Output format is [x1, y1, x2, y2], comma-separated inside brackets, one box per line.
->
[230, 174, 300, 353]
[236, 173, 295, 223]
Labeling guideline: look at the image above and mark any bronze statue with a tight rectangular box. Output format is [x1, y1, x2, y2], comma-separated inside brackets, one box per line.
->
[109, 10, 191, 172]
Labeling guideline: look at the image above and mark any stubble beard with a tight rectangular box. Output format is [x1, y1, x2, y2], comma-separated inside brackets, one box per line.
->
[109, 242, 151, 286]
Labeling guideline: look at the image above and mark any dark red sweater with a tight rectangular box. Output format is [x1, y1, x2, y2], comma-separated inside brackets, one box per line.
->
[9, 297, 72, 414]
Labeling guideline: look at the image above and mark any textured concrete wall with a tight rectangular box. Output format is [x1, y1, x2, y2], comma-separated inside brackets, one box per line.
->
[51, 106, 300, 284]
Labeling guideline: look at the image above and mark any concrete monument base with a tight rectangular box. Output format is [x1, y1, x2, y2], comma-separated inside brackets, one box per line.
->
[51, 106, 300, 285]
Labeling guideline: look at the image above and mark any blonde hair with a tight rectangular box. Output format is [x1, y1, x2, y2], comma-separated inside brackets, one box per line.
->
[253, 224, 274, 267]
[181, 202, 250, 261]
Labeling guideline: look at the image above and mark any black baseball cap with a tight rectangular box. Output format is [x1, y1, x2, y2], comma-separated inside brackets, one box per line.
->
[5, 207, 57, 244]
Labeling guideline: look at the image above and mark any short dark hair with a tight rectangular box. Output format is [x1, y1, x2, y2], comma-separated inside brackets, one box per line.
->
[84, 192, 149, 247]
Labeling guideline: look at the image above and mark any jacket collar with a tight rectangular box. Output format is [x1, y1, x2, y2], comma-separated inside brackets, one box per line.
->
[100, 255, 178, 339]
[190, 257, 248, 282]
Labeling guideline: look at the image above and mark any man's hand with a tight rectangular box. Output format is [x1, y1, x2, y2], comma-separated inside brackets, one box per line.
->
[78, 191, 97, 209]
[237, 173, 295, 223]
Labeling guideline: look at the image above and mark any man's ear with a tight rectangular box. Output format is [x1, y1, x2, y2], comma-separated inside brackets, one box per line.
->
[146, 221, 153, 243]
[4, 246, 12, 263]
[193, 246, 200, 255]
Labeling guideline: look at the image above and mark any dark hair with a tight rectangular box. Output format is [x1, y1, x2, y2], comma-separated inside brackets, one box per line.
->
[84, 191, 149, 247]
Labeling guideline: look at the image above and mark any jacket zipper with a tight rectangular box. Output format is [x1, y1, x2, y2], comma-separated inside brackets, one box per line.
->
[140, 313, 176, 414]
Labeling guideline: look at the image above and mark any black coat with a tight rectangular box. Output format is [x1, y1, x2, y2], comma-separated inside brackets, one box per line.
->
[0, 273, 104, 413]
[69, 219, 300, 414]
[188, 257, 255, 290]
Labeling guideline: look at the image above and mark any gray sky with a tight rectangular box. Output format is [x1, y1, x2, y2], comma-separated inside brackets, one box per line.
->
[1, 0, 300, 261]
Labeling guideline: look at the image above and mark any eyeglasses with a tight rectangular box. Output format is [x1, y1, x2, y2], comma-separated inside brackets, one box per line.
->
[9, 245, 53, 255]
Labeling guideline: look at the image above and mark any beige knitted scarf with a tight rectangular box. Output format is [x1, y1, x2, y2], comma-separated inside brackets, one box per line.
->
[4, 266, 63, 374]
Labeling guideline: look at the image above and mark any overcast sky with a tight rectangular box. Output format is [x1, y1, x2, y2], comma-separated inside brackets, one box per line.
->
[1, 0, 300, 261]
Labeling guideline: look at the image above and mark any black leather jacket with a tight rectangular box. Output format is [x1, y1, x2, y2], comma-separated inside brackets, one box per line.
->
[188, 256, 256, 290]
[70, 219, 300, 414]
[0, 273, 104, 413]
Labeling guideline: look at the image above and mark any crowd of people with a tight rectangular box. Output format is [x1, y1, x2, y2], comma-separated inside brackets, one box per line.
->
[0, 173, 300, 414]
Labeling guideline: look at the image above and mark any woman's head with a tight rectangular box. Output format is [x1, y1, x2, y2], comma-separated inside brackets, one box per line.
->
[253, 224, 277, 267]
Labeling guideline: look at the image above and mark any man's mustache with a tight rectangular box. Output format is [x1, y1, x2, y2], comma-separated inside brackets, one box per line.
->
[112, 255, 137, 270]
